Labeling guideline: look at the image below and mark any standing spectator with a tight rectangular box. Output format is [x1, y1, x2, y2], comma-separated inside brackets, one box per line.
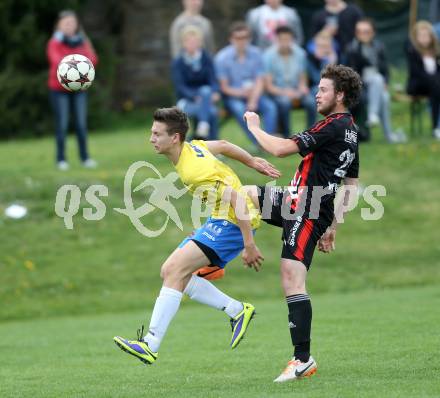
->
[307, 31, 338, 96]
[264, 26, 316, 137]
[346, 18, 404, 143]
[406, 21, 440, 139]
[172, 26, 220, 140]
[246, 0, 304, 49]
[169, 0, 215, 59]
[215, 22, 277, 147]
[311, 0, 364, 62]
[47, 10, 98, 170]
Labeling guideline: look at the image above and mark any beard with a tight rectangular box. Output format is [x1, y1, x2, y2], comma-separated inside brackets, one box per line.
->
[317, 97, 337, 117]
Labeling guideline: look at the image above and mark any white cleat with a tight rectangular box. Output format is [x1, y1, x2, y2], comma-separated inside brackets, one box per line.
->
[273, 356, 317, 383]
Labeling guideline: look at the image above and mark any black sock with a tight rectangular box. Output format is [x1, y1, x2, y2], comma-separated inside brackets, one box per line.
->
[286, 294, 312, 362]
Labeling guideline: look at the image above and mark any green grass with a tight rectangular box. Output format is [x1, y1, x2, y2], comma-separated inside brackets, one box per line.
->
[1, 286, 439, 398]
[1, 96, 440, 396]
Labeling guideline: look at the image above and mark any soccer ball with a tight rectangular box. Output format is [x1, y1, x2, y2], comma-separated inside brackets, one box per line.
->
[57, 54, 95, 91]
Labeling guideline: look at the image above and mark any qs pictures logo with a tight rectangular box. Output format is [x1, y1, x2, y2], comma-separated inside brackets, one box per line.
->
[54, 161, 187, 237]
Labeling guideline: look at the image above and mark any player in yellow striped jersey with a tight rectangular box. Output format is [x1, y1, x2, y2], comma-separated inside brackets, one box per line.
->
[114, 107, 280, 365]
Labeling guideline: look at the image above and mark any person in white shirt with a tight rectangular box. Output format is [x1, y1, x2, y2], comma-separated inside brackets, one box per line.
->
[246, 0, 303, 49]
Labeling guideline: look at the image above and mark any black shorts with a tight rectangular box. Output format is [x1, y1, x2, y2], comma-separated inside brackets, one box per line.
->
[257, 185, 330, 269]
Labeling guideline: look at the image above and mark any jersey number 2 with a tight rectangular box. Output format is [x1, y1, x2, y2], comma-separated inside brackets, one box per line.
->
[334, 149, 355, 178]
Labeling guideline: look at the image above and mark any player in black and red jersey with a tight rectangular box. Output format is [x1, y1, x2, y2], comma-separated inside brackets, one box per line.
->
[243, 64, 363, 382]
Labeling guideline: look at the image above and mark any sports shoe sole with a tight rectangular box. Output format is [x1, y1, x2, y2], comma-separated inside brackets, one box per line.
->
[113, 337, 154, 365]
[274, 366, 317, 383]
[232, 310, 256, 349]
[301, 367, 317, 378]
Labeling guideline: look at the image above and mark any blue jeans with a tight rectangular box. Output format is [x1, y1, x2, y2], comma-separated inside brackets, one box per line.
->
[434, 22, 440, 42]
[177, 86, 219, 140]
[224, 95, 277, 144]
[364, 73, 394, 141]
[272, 94, 317, 137]
[49, 90, 90, 162]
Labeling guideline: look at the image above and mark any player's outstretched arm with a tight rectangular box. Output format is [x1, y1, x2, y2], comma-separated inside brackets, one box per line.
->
[222, 187, 264, 271]
[205, 140, 281, 179]
[318, 177, 359, 253]
[243, 111, 300, 157]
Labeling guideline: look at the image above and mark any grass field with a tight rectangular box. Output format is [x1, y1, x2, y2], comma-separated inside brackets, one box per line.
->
[1, 100, 440, 397]
[1, 286, 439, 397]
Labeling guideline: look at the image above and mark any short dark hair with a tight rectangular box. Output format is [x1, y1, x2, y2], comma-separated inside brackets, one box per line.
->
[320, 64, 363, 109]
[153, 107, 189, 142]
[356, 17, 376, 31]
[229, 21, 249, 37]
[275, 25, 294, 37]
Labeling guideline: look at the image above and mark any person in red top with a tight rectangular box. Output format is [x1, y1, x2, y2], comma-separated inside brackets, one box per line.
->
[47, 10, 98, 170]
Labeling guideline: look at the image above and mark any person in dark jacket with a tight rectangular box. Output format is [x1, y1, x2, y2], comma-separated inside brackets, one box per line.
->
[406, 20, 440, 139]
[346, 18, 404, 143]
[172, 25, 220, 139]
[311, 0, 364, 62]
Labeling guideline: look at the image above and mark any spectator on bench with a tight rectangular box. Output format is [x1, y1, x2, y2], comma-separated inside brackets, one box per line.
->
[346, 18, 405, 143]
[172, 25, 220, 140]
[264, 26, 316, 137]
[406, 20, 440, 139]
[307, 30, 338, 97]
[429, 0, 440, 40]
[169, 0, 215, 59]
[311, 0, 364, 63]
[215, 22, 277, 148]
[246, 0, 304, 49]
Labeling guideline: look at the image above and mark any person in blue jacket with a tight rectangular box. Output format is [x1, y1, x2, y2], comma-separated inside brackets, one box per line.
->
[172, 25, 220, 140]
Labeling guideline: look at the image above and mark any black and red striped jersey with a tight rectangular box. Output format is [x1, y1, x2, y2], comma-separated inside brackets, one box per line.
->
[289, 112, 359, 225]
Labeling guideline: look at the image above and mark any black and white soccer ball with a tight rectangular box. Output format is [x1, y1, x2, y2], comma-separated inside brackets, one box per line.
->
[57, 54, 95, 91]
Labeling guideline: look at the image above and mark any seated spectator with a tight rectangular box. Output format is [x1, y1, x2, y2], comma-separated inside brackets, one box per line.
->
[169, 0, 215, 58]
[215, 22, 277, 147]
[264, 26, 316, 137]
[346, 18, 405, 143]
[172, 26, 219, 140]
[311, 0, 364, 62]
[429, 0, 440, 39]
[307, 30, 338, 96]
[246, 0, 303, 49]
[406, 20, 440, 139]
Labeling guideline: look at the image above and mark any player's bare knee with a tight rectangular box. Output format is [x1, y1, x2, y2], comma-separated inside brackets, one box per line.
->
[159, 264, 167, 280]
[160, 260, 177, 281]
[281, 263, 306, 288]
[281, 272, 304, 287]
[286, 280, 306, 293]
[161, 259, 191, 284]
[159, 265, 166, 280]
